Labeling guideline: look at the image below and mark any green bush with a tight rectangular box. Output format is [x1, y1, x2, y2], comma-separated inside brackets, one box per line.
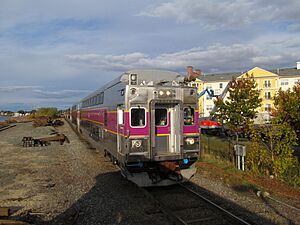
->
[247, 123, 298, 178]
[35, 107, 59, 118]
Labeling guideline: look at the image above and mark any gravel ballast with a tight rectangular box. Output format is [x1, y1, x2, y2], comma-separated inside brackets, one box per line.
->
[1, 121, 299, 225]
[0, 121, 170, 225]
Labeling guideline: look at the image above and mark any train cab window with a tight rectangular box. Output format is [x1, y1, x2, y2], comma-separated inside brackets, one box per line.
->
[155, 108, 168, 126]
[130, 107, 146, 127]
[184, 107, 195, 125]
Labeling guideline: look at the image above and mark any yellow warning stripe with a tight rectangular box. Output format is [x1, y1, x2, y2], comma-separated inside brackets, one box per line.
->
[156, 133, 170, 137]
[81, 118, 104, 125]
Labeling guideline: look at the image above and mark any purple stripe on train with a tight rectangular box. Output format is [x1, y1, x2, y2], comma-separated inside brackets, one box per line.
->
[80, 110, 199, 136]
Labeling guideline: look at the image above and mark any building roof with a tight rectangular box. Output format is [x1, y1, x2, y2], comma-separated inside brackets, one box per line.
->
[200, 72, 242, 82]
[199, 67, 300, 83]
[270, 67, 300, 77]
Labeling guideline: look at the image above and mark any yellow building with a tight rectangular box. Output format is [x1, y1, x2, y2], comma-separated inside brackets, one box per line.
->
[190, 78, 204, 117]
[197, 63, 300, 124]
[239, 67, 279, 123]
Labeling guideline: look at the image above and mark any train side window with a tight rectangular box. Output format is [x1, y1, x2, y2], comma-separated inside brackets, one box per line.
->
[130, 107, 146, 127]
[155, 108, 168, 126]
[184, 107, 195, 125]
[96, 94, 100, 104]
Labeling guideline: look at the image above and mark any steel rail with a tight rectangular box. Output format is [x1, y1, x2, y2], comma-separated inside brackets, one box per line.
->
[140, 186, 189, 225]
[142, 183, 252, 225]
[0, 124, 16, 132]
[179, 183, 251, 225]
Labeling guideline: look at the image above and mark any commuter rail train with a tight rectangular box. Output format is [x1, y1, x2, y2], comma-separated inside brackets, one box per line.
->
[69, 70, 200, 186]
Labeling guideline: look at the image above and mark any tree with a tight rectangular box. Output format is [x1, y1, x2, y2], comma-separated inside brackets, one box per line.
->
[273, 82, 300, 143]
[17, 110, 25, 115]
[247, 122, 297, 178]
[213, 73, 262, 141]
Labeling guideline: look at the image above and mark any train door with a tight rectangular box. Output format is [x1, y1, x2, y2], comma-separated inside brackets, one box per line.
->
[169, 104, 181, 153]
[152, 102, 182, 158]
[117, 107, 124, 154]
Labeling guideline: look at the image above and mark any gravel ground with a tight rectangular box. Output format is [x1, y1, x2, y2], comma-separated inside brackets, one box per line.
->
[1, 121, 299, 225]
[0, 121, 170, 225]
[189, 170, 300, 225]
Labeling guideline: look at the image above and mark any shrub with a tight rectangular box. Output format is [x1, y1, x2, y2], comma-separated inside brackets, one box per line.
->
[35, 107, 59, 118]
[247, 123, 298, 178]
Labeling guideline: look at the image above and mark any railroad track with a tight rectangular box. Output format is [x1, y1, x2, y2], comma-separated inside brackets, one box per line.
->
[0, 124, 16, 132]
[143, 183, 252, 225]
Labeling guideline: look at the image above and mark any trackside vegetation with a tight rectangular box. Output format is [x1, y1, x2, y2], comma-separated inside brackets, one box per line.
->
[211, 76, 300, 186]
[34, 107, 59, 118]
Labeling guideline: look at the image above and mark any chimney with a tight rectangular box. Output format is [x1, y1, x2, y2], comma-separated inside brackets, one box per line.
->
[297, 62, 300, 70]
[186, 66, 202, 81]
[187, 66, 193, 76]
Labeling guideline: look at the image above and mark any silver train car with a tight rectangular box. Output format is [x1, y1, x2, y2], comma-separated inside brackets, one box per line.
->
[70, 70, 200, 186]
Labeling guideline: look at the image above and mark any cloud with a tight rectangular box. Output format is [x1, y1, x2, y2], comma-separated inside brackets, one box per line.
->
[33, 89, 90, 99]
[0, 86, 40, 93]
[140, 0, 300, 29]
[65, 44, 259, 72]
[65, 39, 300, 73]
[288, 23, 300, 32]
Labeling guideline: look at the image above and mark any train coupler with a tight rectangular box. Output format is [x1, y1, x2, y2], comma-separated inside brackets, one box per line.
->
[159, 162, 183, 182]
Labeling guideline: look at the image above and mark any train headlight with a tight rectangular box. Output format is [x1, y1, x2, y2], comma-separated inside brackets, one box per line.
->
[185, 138, 195, 145]
[166, 90, 171, 96]
[131, 74, 137, 81]
[130, 74, 137, 85]
[132, 140, 142, 148]
[159, 90, 164, 96]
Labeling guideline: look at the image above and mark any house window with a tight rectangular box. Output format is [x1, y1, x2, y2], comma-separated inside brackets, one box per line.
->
[264, 92, 271, 100]
[219, 83, 223, 88]
[281, 79, 289, 86]
[264, 80, 271, 88]
[206, 105, 213, 111]
[264, 104, 272, 112]
[264, 114, 271, 123]
[206, 95, 212, 100]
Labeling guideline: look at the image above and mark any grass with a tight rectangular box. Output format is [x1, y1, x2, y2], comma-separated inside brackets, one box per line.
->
[196, 157, 300, 199]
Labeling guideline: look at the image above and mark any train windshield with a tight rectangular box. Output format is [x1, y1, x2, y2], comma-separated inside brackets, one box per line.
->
[184, 106, 195, 125]
[131, 108, 146, 127]
[155, 108, 168, 126]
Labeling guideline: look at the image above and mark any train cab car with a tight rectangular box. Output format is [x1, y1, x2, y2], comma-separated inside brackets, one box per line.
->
[73, 70, 200, 186]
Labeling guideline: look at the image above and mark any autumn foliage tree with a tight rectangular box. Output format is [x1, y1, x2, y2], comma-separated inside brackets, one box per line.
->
[273, 82, 300, 142]
[247, 82, 299, 180]
[213, 73, 262, 140]
[247, 122, 297, 177]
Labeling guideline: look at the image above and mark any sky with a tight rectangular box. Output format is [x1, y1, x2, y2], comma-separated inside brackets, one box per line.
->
[0, 0, 300, 111]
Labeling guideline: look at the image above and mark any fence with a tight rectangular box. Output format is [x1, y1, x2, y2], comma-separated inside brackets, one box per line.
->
[200, 134, 249, 165]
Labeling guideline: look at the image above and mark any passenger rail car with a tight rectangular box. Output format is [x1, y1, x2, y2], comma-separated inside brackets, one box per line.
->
[71, 70, 200, 186]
